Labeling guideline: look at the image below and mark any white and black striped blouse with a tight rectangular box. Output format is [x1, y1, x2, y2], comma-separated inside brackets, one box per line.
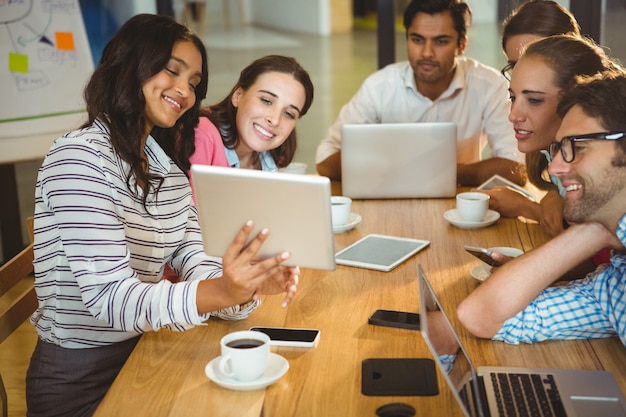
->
[31, 120, 258, 349]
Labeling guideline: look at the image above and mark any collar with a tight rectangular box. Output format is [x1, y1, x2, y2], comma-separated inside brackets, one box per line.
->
[225, 147, 278, 172]
[145, 135, 172, 177]
[617, 213, 626, 247]
[93, 119, 171, 177]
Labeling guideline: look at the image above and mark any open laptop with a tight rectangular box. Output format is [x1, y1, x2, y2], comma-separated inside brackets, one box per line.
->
[341, 123, 457, 199]
[190, 165, 336, 270]
[418, 265, 626, 417]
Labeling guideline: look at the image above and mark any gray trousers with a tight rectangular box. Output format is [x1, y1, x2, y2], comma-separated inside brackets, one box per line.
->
[26, 336, 141, 417]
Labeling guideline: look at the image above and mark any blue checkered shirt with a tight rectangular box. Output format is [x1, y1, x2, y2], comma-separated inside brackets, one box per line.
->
[494, 214, 626, 346]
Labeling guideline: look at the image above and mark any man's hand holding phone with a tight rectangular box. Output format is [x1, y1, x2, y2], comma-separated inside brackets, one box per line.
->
[465, 245, 524, 270]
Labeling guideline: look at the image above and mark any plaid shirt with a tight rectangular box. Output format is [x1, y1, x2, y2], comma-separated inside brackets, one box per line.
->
[494, 214, 626, 346]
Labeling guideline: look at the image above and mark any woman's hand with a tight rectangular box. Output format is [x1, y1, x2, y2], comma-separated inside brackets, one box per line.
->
[221, 220, 298, 306]
[538, 190, 565, 237]
[254, 265, 299, 307]
[473, 187, 537, 219]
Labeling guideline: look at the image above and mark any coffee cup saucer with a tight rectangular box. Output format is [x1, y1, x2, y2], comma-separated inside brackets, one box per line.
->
[205, 352, 289, 391]
[333, 212, 362, 234]
[443, 209, 500, 229]
[470, 264, 491, 281]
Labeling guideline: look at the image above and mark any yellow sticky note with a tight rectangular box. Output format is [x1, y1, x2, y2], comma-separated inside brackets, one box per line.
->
[56, 32, 75, 51]
[9, 52, 28, 73]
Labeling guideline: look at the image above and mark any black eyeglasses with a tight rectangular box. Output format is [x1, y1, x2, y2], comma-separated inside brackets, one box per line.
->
[500, 62, 515, 81]
[548, 131, 626, 163]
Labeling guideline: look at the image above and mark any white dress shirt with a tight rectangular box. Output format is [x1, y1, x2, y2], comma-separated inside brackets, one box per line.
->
[316, 57, 522, 165]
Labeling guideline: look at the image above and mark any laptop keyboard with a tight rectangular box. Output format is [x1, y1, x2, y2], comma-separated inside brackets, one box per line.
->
[490, 372, 567, 417]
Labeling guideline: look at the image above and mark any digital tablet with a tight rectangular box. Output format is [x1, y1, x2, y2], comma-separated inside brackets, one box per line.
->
[477, 174, 537, 202]
[335, 234, 430, 272]
[191, 165, 336, 270]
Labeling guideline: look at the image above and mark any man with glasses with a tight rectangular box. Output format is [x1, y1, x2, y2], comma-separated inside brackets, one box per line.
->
[457, 70, 626, 345]
[315, 0, 524, 186]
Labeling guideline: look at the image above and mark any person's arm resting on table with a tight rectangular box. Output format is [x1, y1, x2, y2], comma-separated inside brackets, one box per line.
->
[316, 152, 341, 180]
[457, 222, 617, 339]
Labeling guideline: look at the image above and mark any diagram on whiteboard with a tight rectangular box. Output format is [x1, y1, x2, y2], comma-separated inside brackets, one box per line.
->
[1, 0, 93, 129]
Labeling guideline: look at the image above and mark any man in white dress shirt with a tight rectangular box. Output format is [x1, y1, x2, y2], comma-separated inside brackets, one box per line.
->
[316, 0, 524, 186]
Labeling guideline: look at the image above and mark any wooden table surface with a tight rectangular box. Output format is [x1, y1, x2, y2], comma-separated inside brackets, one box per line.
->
[94, 193, 626, 417]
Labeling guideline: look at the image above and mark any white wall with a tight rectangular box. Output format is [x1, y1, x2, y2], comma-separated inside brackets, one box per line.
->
[467, 0, 497, 23]
[247, 0, 330, 35]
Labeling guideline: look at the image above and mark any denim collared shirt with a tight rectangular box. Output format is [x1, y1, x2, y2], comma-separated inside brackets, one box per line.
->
[225, 148, 278, 172]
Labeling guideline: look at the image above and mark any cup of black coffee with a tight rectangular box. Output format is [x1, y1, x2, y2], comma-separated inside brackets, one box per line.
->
[218, 330, 270, 381]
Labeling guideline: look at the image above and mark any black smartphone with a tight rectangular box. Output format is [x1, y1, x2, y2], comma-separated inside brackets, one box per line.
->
[464, 245, 503, 267]
[249, 326, 320, 348]
[368, 309, 421, 330]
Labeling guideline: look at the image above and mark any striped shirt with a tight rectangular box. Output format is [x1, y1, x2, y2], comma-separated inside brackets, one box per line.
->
[31, 120, 258, 349]
[494, 214, 626, 346]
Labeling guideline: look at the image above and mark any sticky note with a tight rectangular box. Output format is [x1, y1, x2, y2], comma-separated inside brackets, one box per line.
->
[56, 32, 75, 51]
[9, 52, 28, 73]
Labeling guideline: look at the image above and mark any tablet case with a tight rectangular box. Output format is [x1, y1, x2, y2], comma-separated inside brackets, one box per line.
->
[361, 358, 439, 396]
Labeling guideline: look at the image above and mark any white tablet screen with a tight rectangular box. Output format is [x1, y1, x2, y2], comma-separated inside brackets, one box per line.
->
[335, 234, 430, 272]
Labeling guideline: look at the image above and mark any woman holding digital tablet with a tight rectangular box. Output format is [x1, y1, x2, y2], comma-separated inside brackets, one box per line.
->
[479, 1, 581, 236]
[26, 15, 298, 416]
[478, 36, 620, 276]
[482, 35, 616, 234]
[164, 55, 314, 282]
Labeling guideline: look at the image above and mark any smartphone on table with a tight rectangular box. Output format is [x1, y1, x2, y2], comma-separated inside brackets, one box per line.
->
[249, 326, 320, 348]
[368, 309, 421, 330]
[464, 245, 503, 267]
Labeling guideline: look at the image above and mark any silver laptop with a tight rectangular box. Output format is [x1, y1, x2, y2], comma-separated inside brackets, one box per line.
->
[341, 123, 457, 199]
[418, 265, 626, 417]
[190, 165, 336, 270]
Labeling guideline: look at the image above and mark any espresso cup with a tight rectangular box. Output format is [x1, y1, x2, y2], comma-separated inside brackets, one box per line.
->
[330, 196, 352, 226]
[218, 330, 270, 381]
[456, 192, 489, 222]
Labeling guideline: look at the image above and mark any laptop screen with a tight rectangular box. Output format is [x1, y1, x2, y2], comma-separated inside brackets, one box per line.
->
[418, 265, 487, 417]
[340, 123, 457, 199]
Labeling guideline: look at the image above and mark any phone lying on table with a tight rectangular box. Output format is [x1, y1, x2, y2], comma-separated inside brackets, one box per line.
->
[464, 245, 503, 267]
[249, 326, 320, 348]
[368, 309, 421, 330]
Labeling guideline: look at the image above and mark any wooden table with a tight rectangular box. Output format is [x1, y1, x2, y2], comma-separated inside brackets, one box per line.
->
[94, 195, 626, 417]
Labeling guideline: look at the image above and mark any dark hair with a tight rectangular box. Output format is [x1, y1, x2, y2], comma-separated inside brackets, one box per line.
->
[403, 0, 472, 46]
[518, 35, 616, 188]
[502, 0, 580, 53]
[557, 71, 626, 156]
[83, 14, 208, 207]
[204, 55, 314, 168]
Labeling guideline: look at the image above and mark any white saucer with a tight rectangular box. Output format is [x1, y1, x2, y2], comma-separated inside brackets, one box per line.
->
[470, 264, 491, 281]
[443, 209, 500, 229]
[333, 212, 362, 234]
[205, 352, 289, 391]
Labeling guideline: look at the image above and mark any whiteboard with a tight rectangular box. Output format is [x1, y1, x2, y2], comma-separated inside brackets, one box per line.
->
[0, 0, 93, 151]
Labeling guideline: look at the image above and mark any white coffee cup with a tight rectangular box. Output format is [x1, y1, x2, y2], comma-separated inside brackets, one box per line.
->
[330, 196, 352, 226]
[280, 162, 307, 174]
[218, 330, 270, 381]
[456, 192, 489, 222]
